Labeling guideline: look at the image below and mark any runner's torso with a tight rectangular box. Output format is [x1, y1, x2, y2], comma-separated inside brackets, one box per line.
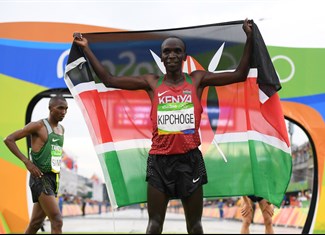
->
[30, 118, 64, 173]
[149, 73, 202, 155]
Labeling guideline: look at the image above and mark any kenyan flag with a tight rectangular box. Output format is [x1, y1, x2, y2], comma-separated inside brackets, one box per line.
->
[64, 20, 292, 208]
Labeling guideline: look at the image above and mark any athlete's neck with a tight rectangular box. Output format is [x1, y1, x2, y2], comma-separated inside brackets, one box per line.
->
[164, 72, 184, 86]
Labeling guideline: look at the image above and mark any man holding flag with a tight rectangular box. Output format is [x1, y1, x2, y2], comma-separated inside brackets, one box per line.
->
[72, 18, 253, 234]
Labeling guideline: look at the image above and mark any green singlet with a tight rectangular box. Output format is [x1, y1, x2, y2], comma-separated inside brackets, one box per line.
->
[30, 118, 64, 173]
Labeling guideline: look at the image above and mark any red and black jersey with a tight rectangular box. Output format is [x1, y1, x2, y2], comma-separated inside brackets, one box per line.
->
[149, 73, 202, 155]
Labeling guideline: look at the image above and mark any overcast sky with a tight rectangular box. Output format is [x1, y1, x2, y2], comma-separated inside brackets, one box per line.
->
[1, 0, 325, 47]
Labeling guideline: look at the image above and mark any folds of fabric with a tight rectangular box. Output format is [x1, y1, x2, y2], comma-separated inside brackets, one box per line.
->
[64, 20, 292, 208]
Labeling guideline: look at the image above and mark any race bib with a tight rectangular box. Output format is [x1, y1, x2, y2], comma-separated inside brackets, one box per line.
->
[51, 145, 62, 173]
[157, 102, 195, 135]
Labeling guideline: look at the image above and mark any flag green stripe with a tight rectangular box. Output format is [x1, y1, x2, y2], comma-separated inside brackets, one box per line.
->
[101, 150, 130, 206]
[101, 148, 149, 207]
[203, 140, 292, 207]
[100, 140, 291, 208]
[249, 140, 292, 207]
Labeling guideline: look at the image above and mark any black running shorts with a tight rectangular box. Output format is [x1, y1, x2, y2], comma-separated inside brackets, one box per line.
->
[146, 147, 208, 199]
[29, 172, 59, 203]
[248, 195, 264, 203]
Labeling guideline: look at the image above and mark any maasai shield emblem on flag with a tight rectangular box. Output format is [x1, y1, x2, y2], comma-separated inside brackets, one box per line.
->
[64, 20, 292, 208]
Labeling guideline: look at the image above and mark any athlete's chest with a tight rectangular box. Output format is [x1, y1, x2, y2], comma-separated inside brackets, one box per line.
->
[155, 83, 194, 104]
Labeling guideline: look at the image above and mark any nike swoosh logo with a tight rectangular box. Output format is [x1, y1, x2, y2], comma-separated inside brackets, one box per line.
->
[193, 177, 200, 183]
[158, 90, 169, 97]
[52, 138, 60, 142]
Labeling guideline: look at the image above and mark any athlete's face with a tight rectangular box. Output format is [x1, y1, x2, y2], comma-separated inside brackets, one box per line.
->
[161, 38, 187, 72]
[49, 100, 68, 122]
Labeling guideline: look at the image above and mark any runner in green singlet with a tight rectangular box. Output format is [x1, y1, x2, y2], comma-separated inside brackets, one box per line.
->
[4, 95, 68, 234]
[73, 19, 253, 234]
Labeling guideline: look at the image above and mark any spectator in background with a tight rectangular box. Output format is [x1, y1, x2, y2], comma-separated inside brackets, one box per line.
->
[58, 194, 64, 213]
[140, 203, 146, 217]
[217, 199, 225, 220]
[240, 196, 274, 234]
[82, 198, 87, 216]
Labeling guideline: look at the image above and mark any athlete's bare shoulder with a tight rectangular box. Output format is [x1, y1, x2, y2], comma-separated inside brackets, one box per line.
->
[141, 73, 162, 99]
[26, 119, 44, 130]
[143, 73, 162, 88]
[189, 70, 207, 87]
[143, 73, 161, 80]
[190, 70, 206, 79]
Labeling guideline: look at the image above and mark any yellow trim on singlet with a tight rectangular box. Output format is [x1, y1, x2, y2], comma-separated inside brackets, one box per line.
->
[56, 173, 59, 193]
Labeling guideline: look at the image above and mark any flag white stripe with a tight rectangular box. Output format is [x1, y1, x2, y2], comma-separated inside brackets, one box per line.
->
[259, 88, 269, 104]
[213, 68, 258, 77]
[73, 81, 120, 94]
[69, 69, 259, 96]
[64, 57, 86, 74]
[95, 139, 152, 155]
[213, 131, 291, 154]
[93, 131, 290, 155]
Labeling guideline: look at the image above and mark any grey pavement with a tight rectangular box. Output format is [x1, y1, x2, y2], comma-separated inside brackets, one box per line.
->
[43, 208, 302, 234]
